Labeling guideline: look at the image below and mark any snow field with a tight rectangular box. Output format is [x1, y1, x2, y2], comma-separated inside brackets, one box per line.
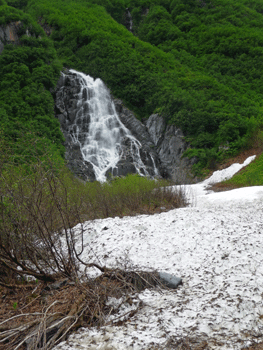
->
[55, 155, 263, 349]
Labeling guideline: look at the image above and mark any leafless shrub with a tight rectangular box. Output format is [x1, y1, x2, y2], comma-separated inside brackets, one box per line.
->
[0, 138, 188, 349]
[0, 268, 162, 350]
[0, 161, 81, 284]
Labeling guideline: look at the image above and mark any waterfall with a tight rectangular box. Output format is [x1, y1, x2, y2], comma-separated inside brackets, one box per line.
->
[126, 8, 133, 32]
[150, 154, 159, 177]
[68, 70, 149, 182]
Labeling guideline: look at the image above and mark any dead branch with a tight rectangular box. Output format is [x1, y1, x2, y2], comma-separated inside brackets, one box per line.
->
[0, 144, 182, 350]
[0, 280, 36, 289]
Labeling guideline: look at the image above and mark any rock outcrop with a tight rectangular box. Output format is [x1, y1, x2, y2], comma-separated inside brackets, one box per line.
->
[114, 99, 162, 176]
[55, 71, 162, 181]
[0, 20, 198, 183]
[145, 114, 198, 183]
[55, 70, 197, 183]
[0, 21, 23, 54]
[55, 72, 95, 180]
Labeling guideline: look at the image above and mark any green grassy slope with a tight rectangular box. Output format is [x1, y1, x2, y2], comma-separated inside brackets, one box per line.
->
[222, 153, 263, 187]
[1, 0, 263, 176]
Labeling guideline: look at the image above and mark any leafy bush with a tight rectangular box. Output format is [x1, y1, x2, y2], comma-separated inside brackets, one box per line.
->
[81, 174, 187, 218]
[6, 0, 28, 9]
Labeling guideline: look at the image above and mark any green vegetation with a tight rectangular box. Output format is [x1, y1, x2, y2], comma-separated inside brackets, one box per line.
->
[1, 1, 263, 345]
[0, 4, 63, 160]
[1, 0, 263, 175]
[24, 0, 263, 173]
[1, 143, 172, 347]
[0, 141, 185, 289]
[81, 174, 186, 218]
[1, 136, 186, 225]
[6, 0, 28, 10]
[222, 153, 263, 187]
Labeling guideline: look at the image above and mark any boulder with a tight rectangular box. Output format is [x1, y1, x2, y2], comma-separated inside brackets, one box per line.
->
[158, 272, 182, 289]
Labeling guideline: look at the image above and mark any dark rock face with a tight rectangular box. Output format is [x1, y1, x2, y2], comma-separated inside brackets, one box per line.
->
[0, 21, 23, 54]
[54, 71, 162, 181]
[55, 72, 95, 181]
[114, 99, 162, 177]
[55, 70, 198, 183]
[145, 114, 199, 183]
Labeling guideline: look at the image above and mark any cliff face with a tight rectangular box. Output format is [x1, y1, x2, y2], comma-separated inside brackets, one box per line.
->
[0, 21, 23, 54]
[55, 70, 163, 181]
[145, 114, 199, 184]
[54, 71, 198, 183]
[113, 99, 162, 176]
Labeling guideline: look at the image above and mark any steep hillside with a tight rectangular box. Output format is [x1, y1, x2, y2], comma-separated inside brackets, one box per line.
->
[0, 1, 64, 162]
[1, 0, 263, 174]
[127, 0, 263, 107]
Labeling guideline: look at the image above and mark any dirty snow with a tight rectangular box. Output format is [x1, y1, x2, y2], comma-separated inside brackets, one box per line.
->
[55, 155, 263, 349]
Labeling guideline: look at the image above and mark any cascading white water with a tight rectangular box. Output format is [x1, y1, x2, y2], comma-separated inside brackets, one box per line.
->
[126, 9, 133, 32]
[150, 154, 159, 177]
[69, 69, 149, 182]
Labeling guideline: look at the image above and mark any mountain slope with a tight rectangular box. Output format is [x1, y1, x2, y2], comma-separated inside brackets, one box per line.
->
[1, 0, 263, 174]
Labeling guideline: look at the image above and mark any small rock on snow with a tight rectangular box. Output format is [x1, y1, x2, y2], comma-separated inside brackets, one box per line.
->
[158, 272, 182, 289]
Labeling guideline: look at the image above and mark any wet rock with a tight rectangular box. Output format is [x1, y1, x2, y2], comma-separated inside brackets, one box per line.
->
[55, 70, 198, 182]
[145, 114, 199, 184]
[124, 8, 133, 32]
[55, 70, 163, 181]
[114, 99, 163, 177]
